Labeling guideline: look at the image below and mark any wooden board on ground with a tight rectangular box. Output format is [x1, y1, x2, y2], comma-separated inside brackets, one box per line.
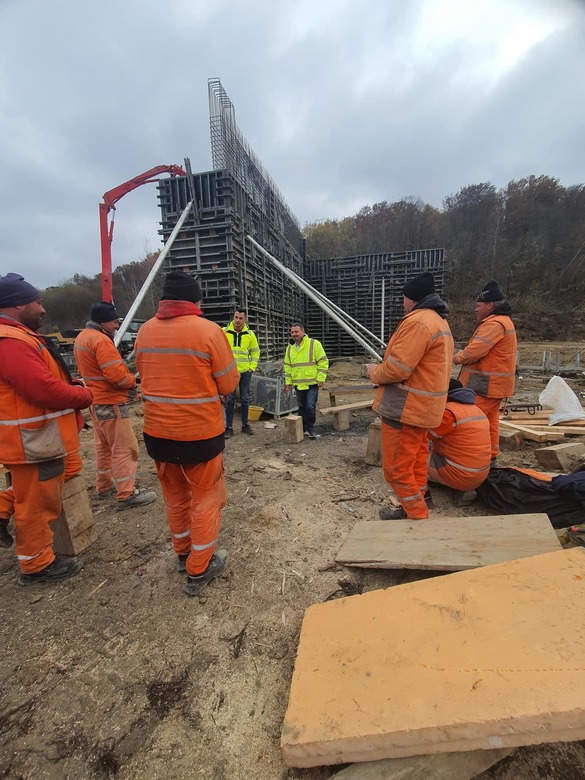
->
[281, 548, 585, 768]
[334, 514, 560, 571]
[502, 423, 585, 435]
[52, 474, 97, 556]
[333, 747, 513, 779]
[499, 420, 564, 442]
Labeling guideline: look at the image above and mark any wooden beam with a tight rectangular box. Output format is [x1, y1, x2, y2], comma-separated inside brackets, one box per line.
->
[320, 399, 374, 416]
[499, 420, 564, 442]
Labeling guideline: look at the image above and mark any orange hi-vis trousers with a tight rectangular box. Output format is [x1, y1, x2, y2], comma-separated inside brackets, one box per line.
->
[474, 396, 502, 459]
[1, 452, 82, 574]
[91, 406, 139, 500]
[154, 454, 227, 576]
[381, 421, 429, 520]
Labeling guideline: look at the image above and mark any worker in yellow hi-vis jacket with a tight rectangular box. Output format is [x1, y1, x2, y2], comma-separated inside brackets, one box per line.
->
[283, 321, 328, 439]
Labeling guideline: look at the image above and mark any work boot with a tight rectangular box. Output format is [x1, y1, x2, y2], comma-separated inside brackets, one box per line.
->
[379, 505, 406, 520]
[423, 488, 433, 508]
[96, 486, 116, 500]
[116, 489, 156, 512]
[452, 489, 477, 507]
[18, 556, 83, 586]
[184, 549, 229, 597]
[224, 427, 234, 438]
[307, 428, 320, 439]
[241, 424, 254, 435]
[177, 554, 189, 573]
[0, 519, 13, 548]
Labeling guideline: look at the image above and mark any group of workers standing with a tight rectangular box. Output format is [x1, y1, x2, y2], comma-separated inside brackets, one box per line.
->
[0, 265, 515, 592]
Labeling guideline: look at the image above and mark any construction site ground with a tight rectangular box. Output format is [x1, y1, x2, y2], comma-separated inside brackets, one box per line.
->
[2, 340, 585, 780]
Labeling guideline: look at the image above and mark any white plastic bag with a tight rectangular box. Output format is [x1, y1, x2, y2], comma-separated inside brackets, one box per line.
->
[538, 375, 585, 425]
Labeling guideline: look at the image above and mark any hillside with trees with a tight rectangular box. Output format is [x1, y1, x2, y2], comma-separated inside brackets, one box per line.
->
[40, 175, 585, 340]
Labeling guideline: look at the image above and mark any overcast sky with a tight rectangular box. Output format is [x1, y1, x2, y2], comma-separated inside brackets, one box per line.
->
[0, 0, 583, 289]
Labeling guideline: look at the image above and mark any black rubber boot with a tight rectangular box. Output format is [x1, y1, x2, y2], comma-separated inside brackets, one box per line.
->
[18, 556, 83, 586]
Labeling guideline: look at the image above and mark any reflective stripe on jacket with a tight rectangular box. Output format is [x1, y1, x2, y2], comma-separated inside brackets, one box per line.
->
[74, 325, 136, 405]
[222, 322, 260, 373]
[0, 324, 82, 463]
[428, 400, 491, 486]
[135, 314, 239, 441]
[455, 314, 516, 398]
[284, 336, 328, 390]
[370, 306, 453, 428]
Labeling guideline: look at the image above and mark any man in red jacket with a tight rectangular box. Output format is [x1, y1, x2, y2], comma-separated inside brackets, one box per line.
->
[74, 302, 156, 510]
[0, 273, 93, 584]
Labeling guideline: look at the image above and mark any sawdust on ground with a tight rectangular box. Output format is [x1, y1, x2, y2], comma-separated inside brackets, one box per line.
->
[1, 342, 585, 780]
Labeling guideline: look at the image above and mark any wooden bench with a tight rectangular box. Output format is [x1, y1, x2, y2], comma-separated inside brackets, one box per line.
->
[328, 384, 377, 406]
[320, 399, 374, 431]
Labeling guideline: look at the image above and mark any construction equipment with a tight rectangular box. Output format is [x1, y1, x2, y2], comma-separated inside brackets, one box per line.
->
[99, 165, 186, 302]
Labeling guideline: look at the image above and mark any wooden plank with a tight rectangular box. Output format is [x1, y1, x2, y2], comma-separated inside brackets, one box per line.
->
[320, 399, 374, 416]
[365, 417, 382, 466]
[501, 423, 585, 435]
[51, 474, 97, 556]
[335, 515, 560, 571]
[499, 420, 564, 442]
[282, 548, 585, 768]
[328, 384, 377, 399]
[504, 416, 585, 427]
[332, 748, 513, 779]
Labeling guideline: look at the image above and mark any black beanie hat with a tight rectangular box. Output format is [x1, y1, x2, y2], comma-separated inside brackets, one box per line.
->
[0, 273, 40, 308]
[449, 378, 463, 392]
[90, 301, 119, 324]
[402, 272, 435, 302]
[161, 270, 202, 303]
[477, 280, 504, 302]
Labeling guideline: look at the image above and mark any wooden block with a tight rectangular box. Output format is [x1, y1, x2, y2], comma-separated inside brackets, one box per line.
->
[365, 417, 382, 466]
[332, 747, 513, 779]
[0, 465, 11, 487]
[333, 409, 350, 431]
[284, 415, 304, 444]
[282, 548, 585, 768]
[51, 475, 97, 556]
[534, 441, 585, 472]
[499, 428, 523, 451]
[335, 514, 560, 571]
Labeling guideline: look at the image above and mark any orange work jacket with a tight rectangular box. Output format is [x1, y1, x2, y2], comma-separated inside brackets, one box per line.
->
[135, 313, 239, 441]
[74, 326, 136, 405]
[428, 399, 491, 489]
[0, 323, 86, 463]
[370, 305, 453, 429]
[455, 314, 516, 398]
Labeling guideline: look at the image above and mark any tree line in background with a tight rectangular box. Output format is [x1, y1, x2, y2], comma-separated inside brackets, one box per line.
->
[40, 174, 585, 333]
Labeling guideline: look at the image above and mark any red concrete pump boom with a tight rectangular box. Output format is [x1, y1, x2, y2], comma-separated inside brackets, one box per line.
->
[99, 164, 186, 302]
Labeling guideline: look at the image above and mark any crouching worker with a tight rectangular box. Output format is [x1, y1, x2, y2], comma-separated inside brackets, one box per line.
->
[135, 271, 239, 597]
[428, 379, 491, 496]
[0, 273, 93, 584]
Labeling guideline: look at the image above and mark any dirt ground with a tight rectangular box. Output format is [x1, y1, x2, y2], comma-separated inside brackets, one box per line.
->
[1, 341, 585, 780]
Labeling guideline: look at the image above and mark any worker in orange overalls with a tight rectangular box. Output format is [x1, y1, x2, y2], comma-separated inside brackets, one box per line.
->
[428, 379, 491, 493]
[74, 302, 156, 511]
[366, 272, 453, 520]
[454, 280, 517, 464]
[0, 273, 93, 584]
[135, 271, 239, 597]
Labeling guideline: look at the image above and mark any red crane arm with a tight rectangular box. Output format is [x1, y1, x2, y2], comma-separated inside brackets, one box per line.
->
[100, 164, 186, 302]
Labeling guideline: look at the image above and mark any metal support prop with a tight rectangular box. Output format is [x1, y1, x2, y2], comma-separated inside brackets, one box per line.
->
[247, 235, 383, 361]
[114, 200, 193, 347]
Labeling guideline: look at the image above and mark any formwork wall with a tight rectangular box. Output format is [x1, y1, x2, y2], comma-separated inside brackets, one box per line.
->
[304, 249, 447, 357]
[157, 170, 305, 361]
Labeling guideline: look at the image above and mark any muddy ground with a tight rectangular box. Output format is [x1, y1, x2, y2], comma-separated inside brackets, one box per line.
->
[1, 341, 585, 780]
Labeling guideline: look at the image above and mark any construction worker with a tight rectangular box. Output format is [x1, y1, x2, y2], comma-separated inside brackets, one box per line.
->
[74, 302, 156, 510]
[365, 272, 453, 520]
[454, 280, 517, 464]
[135, 271, 239, 597]
[283, 322, 329, 439]
[428, 379, 491, 494]
[0, 273, 93, 584]
[223, 307, 260, 437]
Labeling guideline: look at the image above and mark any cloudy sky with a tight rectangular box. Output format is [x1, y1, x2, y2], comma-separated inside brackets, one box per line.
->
[0, 0, 583, 288]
